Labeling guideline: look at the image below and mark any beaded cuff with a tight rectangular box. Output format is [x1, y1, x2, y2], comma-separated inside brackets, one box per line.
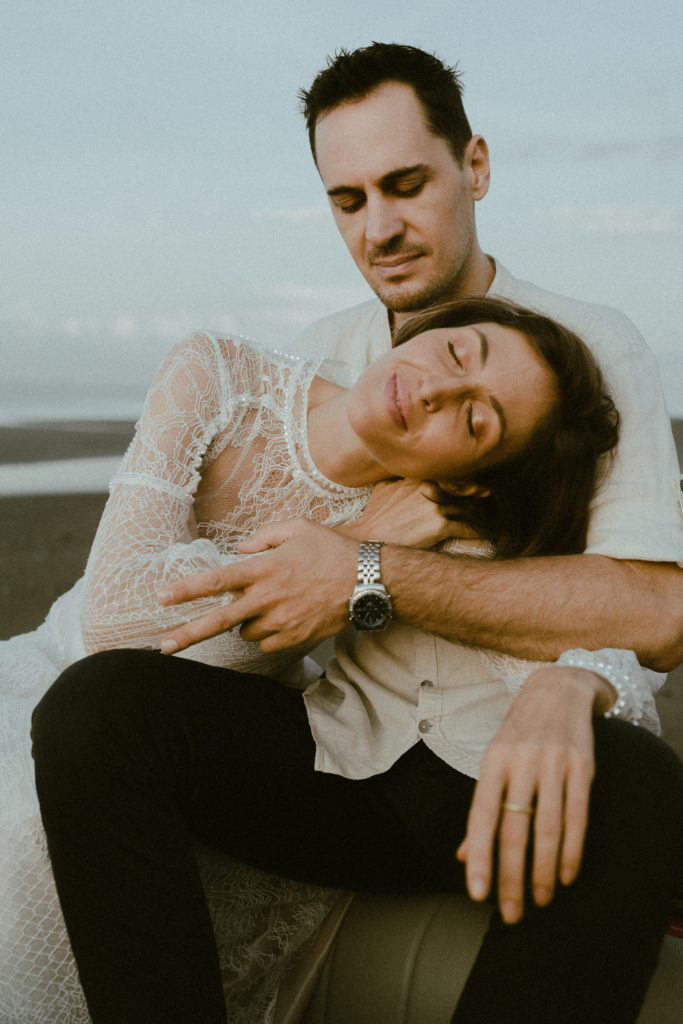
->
[554, 648, 644, 726]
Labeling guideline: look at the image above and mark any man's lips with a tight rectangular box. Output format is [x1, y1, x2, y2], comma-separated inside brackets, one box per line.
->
[371, 253, 422, 277]
[385, 373, 408, 430]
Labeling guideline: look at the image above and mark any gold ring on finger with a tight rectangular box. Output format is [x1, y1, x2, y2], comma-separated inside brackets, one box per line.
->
[501, 801, 535, 815]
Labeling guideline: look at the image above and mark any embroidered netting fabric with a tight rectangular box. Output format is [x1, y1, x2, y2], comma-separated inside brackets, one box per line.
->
[0, 333, 366, 1023]
[0, 331, 659, 1021]
[81, 332, 368, 666]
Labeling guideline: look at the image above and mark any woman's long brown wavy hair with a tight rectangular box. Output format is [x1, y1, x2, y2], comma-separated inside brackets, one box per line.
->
[393, 297, 620, 558]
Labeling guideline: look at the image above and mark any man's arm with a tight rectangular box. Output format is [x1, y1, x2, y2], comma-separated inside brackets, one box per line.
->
[158, 519, 683, 672]
[382, 544, 683, 672]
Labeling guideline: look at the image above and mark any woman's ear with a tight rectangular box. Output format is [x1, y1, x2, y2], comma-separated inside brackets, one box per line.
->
[438, 479, 491, 499]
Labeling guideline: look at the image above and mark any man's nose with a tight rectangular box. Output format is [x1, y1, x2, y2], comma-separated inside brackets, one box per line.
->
[364, 196, 404, 247]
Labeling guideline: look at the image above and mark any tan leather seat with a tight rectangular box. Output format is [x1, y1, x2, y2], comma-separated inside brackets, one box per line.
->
[301, 892, 683, 1024]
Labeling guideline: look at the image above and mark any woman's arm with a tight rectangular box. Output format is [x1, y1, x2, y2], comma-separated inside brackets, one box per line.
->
[457, 663, 611, 923]
[80, 332, 241, 653]
[457, 645, 662, 923]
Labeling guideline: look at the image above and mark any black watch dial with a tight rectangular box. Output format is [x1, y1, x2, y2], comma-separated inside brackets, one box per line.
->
[352, 592, 390, 630]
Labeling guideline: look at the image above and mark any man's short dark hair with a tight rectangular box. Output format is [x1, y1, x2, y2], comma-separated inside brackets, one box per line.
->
[299, 42, 473, 165]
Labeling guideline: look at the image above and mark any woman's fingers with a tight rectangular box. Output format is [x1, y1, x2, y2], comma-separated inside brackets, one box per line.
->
[460, 759, 506, 903]
[497, 797, 535, 922]
[530, 771, 564, 906]
[461, 744, 594, 923]
[559, 752, 594, 886]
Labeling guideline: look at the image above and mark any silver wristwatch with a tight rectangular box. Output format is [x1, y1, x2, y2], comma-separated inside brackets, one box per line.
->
[348, 541, 392, 631]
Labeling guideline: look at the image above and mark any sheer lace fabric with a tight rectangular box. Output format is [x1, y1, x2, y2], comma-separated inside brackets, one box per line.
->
[0, 332, 658, 1022]
[81, 332, 369, 664]
[0, 334, 367, 1023]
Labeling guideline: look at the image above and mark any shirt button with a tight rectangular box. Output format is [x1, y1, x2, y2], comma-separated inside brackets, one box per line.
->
[418, 719, 433, 734]
[420, 679, 434, 688]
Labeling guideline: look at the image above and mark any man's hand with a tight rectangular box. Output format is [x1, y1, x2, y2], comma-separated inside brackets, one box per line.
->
[158, 519, 358, 654]
[456, 666, 616, 924]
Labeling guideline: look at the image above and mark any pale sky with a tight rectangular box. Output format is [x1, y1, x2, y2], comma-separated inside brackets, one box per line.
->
[1, 0, 682, 421]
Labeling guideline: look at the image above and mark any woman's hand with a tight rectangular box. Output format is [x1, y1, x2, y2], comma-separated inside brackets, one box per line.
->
[337, 478, 481, 549]
[456, 665, 617, 924]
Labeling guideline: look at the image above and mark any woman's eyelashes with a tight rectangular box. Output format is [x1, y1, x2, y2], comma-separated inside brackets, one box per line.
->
[448, 340, 463, 369]
[446, 342, 476, 439]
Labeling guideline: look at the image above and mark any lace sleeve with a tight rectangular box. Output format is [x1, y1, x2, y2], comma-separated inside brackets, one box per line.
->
[478, 643, 662, 735]
[554, 648, 663, 733]
[80, 332, 242, 653]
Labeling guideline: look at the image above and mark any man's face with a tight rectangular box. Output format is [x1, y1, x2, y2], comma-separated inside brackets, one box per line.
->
[314, 81, 490, 321]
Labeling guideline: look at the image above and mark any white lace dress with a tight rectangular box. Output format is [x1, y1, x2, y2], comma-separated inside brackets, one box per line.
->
[0, 331, 661, 1023]
[0, 332, 370, 1024]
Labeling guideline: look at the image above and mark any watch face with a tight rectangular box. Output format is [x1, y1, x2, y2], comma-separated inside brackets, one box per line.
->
[351, 591, 391, 630]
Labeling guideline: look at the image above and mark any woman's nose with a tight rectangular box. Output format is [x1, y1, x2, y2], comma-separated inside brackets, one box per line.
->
[419, 375, 464, 410]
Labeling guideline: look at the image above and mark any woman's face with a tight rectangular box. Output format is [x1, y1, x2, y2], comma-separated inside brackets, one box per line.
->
[346, 321, 558, 482]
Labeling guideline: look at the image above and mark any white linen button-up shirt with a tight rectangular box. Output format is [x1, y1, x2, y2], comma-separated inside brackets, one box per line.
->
[295, 261, 683, 780]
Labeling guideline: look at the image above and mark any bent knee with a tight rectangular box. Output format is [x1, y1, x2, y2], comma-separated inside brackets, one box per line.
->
[32, 649, 158, 767]
[34, 649, 135, 729]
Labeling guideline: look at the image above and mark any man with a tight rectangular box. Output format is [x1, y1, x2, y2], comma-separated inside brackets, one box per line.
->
[160, 43, 683, 669]
[33, 43, 683, 1024]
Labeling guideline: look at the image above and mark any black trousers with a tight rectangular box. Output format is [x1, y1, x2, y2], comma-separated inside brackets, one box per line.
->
[32, 649, 683, 1024]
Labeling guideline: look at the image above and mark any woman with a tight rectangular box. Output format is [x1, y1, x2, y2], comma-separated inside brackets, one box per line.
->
[1, 298, 656, 1022]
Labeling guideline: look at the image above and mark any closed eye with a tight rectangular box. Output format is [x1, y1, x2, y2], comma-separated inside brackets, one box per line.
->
[448, 341, 463, 369]
[329, 190, 365, 214]
[466, 404, 475, 437]
[381, 164, 432, 198]
[390, 175, 426, 197]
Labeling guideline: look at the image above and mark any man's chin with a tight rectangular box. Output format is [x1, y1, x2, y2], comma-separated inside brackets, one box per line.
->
[374, 281, 449, 315]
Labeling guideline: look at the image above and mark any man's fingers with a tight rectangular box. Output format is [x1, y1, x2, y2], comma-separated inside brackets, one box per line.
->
[160, 595, 256, 653]
[238, 520, 303, 553]
[158, 565, 250, 606]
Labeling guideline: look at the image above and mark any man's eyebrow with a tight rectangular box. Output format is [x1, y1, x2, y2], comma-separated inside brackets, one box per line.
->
[473, 327, 506, 440]
[326, 183, 363, 198]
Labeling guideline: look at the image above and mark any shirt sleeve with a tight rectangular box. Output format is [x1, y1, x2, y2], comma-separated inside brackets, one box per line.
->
[574, 310, 683, 564]
[490, 266, 683, 564]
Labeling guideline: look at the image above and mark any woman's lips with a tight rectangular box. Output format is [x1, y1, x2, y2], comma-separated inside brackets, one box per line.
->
[385, 373, 408, 430]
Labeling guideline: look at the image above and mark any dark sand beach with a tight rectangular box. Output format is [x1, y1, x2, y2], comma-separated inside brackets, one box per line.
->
[0, 419, 136, 464]
[0, 421, 134, 638]
[1, 416, 682, 758]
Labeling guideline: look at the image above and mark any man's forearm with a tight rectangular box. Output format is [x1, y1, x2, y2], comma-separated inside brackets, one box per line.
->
[381, 547, 683, 671]
[156, 521, 683, 667]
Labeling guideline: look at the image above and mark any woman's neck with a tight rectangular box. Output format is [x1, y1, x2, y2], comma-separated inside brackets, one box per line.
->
[307, 376, 385, 488]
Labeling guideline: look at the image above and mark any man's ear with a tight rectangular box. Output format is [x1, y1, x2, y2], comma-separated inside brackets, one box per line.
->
[464, 135, 490, 201]
[438, 479, 491, 499]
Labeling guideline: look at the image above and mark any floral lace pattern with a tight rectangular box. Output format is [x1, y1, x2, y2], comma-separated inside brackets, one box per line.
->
[0, 334, 368, 1023]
